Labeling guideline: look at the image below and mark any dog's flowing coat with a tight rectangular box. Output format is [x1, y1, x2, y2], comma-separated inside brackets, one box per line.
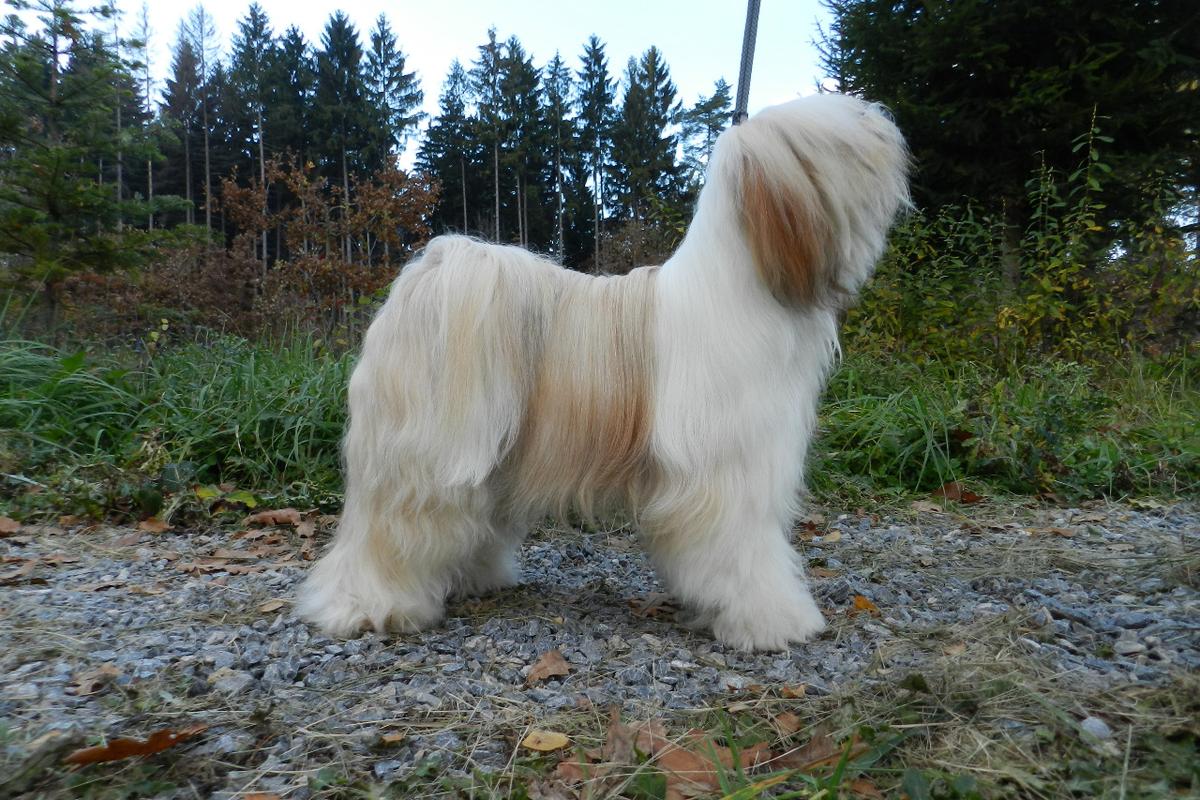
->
[300, 94, 909, 651]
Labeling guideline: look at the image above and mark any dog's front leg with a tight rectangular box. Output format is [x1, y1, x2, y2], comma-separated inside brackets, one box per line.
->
[642, 488, 826, 652]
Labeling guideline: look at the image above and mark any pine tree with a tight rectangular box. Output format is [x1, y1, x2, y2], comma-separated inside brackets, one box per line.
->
[610, 46, 682, 221]
[131, 2, 158, 229]
[161, 31, 202, 225]
[0, 0, 154, 307]
[681, 78, 731, 187]
[230, 2, 275, 262]
[184, 4, 219, 235]
[821, 0, 1200, 231]
[313, 11, 371, 263]
[575, 35, 615, 267]
[365, 14, 424, 169]
[267, 26, 314, 164]
[500, 36, 544, 247]
[417, 60, 477, 235]
[542, 52, 575, 259]
[470, 27, 505, 241]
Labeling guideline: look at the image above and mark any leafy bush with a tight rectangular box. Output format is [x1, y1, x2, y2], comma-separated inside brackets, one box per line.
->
[845, 123, 1198, 364]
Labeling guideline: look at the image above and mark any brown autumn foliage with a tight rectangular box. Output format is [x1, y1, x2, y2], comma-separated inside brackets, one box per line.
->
[49, 158, 438, 343]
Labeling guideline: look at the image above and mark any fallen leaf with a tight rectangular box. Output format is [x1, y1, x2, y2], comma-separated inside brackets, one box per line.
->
[527, 649, 571, 685]
[0, 516, 20, 535]
[231, 528, 271, 541]
[555, 758, 589, 782]
[821, 530, 842, 543]
[76, 580, 125, 592]
[780, 684, 808, 699]
[0, 559, 40, 585]
[848, 776, 886, 799]
[933, 481, 984, 504]
[522, 730, 570, 752]
[244, 508, 301, 527]
[258, 599, 287, 614]
[910, 500, 943, 514]
[943, 642, 967, 656]
[601, 707, 638, 764]
[113, 532, 143, 547]
[68, 664, 121, 697]
[379, 732, 407, 745]
[808, 567, 838, 578]
[1129, 498, 1165, 510]
[129, 584, 166, 596]
[136, 518, 171, 534]
[245, 543, 291, 558]
[773, 711, 804, 734]
[1046, 527, 1075, 538]
[63, 724, 207, 765]
[629, 592, 679, 618]
[296, 519, 316, 538]
[175, 559, 230, 575]
[243, 795, 281, 800]
[41, 552, 80, 565]
[850, 595, 881, 616]
[58, 515, 84, 527]
[776, 727, 858, 770]
[210, 547, 282, 561]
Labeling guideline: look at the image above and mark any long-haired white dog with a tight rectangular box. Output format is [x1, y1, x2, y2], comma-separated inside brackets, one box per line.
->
[299, 93, 908, 651]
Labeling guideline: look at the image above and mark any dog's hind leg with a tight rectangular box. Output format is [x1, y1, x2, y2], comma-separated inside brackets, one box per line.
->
[297, 481, 500, 637]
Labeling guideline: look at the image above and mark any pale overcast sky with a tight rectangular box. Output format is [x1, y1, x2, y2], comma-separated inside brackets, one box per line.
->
[117, 0, 833, 120]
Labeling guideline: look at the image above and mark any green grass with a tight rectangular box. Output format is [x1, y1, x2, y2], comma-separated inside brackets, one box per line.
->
[1, 335, 351, 518]
[1, 335, 1196, 520]
[811, 352, 1198, 503]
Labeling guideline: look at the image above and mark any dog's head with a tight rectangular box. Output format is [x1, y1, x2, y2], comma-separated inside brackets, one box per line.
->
[714, 93, 910, 309]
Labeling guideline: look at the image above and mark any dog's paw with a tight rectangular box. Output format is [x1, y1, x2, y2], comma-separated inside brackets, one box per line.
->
[711, 593, 826, 651]
[297, 575, 444, 638]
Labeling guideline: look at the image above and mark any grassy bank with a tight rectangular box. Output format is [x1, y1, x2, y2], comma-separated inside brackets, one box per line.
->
[1, 335, 1195, 520]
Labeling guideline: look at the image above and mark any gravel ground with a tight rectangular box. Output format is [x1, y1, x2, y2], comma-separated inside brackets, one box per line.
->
[1, 501, 1197, 797]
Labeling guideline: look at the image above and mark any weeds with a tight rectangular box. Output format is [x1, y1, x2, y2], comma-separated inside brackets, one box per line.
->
[812, 352, 1197, 502]
[2, 335, 1196, 519]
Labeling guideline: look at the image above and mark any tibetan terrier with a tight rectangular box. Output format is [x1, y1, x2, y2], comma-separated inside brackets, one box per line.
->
[299, 93, 908, 651]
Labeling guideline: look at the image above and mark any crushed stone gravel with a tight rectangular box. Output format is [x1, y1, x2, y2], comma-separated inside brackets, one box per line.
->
[1, 501, 1197, 796]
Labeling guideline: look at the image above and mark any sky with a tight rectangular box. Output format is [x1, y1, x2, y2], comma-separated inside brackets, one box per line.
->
[117, 0, 834, 119]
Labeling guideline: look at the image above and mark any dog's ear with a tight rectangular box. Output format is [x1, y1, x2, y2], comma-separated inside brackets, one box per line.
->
[737, 137, 838, 308]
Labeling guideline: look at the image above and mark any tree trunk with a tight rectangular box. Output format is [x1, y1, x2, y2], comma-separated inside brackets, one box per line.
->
[184, 127, 193, 225]
[493, 141, 500, 241]
[593, 164, 601, 272]
[115, 90, 123, 232]
[516, 173, 524, 246]
[342, 147, 352, 265]
[1000, 210, 1022, 290]
[461, 157, 468, 232]
[147, 156, 154, 230]
[555, 131, 564, 260]
[258, 107, 268, 270]
[202, 98, 211, 235]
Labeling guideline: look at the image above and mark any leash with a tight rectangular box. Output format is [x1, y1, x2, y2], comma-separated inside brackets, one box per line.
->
[732, 0, 761, 125]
